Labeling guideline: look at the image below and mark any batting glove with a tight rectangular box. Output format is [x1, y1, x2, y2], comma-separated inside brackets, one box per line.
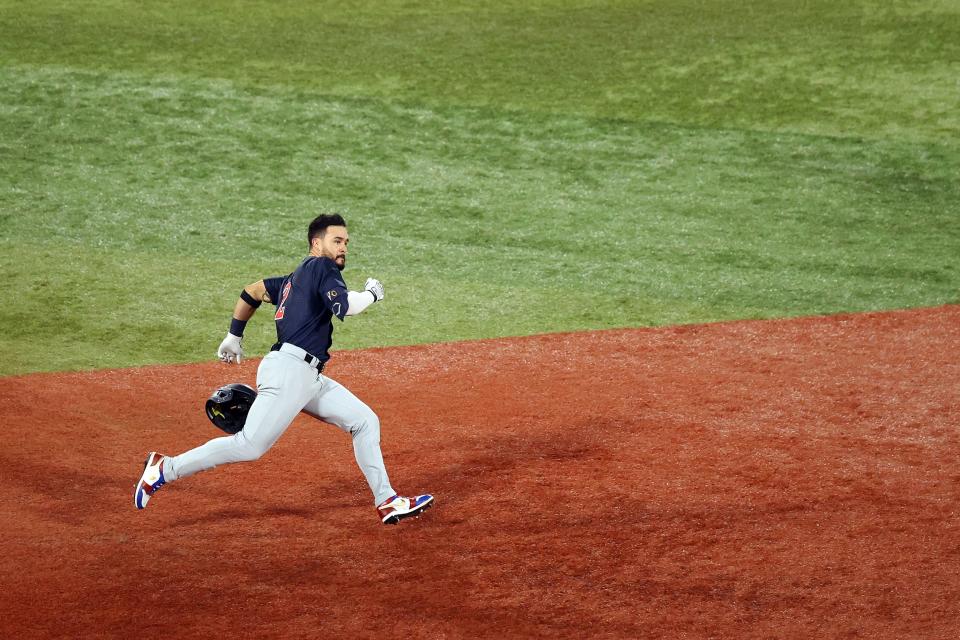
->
[217, 333, 244, 364]
[365, 277, 384, 302]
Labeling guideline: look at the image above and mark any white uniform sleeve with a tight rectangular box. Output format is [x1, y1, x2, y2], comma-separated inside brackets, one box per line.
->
[345, 290, 376, 316]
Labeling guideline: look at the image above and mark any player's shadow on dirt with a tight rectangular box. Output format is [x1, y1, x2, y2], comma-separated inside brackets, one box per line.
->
[173, 504, 317, 526]
[409, 417, 623, 523]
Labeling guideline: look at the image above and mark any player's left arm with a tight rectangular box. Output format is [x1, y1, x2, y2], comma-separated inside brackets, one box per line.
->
[345, 278, 384, 316]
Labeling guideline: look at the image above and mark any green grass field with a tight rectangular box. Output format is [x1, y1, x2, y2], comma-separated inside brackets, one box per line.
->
[1, 0, 958, 375]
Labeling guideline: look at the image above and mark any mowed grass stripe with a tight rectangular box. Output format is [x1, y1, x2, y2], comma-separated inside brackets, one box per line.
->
[1, 65, 957, 374]
[1, 1, 958, 141]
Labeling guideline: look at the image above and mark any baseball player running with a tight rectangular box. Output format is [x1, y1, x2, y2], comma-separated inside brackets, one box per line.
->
[134, 214, 434, 525]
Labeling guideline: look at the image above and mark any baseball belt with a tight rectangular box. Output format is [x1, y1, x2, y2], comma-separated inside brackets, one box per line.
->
[273, 342, 326, 373]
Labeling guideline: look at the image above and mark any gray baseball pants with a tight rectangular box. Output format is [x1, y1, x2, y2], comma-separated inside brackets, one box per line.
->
[164, 347, 396, 506]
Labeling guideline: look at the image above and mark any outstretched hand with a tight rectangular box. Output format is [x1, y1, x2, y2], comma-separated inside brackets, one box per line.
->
[365, 277, 384, 302]
[217, 333, 244, 364]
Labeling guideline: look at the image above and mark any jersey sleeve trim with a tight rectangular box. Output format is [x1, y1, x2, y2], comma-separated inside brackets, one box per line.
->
[263, 277, 285, 306]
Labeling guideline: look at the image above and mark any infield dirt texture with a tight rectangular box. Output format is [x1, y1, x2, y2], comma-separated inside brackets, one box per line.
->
[2, 305, 958, 638]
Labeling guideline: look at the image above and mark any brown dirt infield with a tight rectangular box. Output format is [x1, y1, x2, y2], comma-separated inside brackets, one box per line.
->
[1, 306, 958, 639]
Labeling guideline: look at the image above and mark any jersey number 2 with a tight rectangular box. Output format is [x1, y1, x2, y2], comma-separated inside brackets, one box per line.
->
[275, 282, 292, 320]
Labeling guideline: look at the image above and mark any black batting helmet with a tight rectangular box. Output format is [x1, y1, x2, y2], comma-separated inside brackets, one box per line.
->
[205, 383, 257, 434]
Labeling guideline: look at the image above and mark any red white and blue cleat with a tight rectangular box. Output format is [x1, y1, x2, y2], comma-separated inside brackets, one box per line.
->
[134, 452, 168, 510]
[377, 494, 434, 525]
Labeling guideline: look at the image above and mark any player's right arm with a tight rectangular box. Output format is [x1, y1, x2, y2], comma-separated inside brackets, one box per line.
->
[242, 280, 272, 306]
[216, 279, 276, 364]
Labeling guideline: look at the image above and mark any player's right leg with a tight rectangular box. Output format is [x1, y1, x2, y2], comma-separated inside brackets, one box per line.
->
[134, 351, 321, 509]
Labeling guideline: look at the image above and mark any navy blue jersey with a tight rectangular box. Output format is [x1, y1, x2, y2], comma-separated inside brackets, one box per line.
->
[263, 256, 349, 361]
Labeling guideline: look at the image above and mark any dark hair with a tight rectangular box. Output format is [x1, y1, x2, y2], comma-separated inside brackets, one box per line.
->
[307, 213, 347, 248]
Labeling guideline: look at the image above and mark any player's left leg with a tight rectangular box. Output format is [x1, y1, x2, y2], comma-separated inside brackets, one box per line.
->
[302, 377, 395, 506]
[302, 377, 434, 524]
